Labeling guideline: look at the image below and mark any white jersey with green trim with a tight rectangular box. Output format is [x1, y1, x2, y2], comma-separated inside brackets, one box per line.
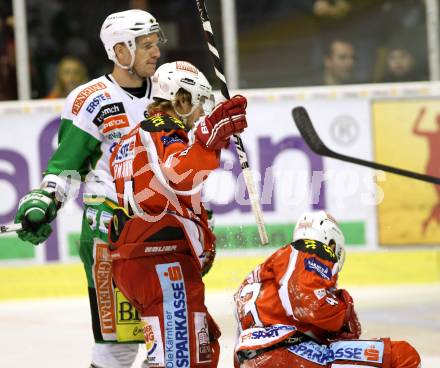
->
[47, 74, 153, 204]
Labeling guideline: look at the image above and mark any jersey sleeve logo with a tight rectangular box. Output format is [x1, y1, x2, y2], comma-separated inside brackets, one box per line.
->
[292, 239, 338, 262]
[140, 115, 186, 132]
[72, 81, 107, 115]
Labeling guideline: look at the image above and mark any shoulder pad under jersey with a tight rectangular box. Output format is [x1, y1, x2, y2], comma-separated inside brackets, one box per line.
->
[292, 239, 338, 263]
[140, 114, 187, 132]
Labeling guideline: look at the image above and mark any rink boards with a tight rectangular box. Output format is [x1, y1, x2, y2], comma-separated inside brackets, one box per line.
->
[0, 248, 439, 301]
[0, 82, 439, 271]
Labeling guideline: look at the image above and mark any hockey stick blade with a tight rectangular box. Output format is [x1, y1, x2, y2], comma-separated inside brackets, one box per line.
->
[292, 106, 440, 185]
[0, 223, 23, 234]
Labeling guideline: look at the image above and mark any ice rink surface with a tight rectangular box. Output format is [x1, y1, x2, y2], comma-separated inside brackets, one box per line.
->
[0, 284, 439, 368]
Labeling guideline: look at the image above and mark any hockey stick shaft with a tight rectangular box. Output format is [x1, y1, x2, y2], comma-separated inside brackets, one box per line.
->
[292, 107, 440, 185]
[0, 223, 23, 234]
[196, 0, 269, 245]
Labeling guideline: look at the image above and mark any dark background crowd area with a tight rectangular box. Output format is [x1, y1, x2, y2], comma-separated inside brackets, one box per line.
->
[0, 0, 432, 100]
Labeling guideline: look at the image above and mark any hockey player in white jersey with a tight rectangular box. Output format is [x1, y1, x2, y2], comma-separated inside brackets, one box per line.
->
[14, 9, 166, 368]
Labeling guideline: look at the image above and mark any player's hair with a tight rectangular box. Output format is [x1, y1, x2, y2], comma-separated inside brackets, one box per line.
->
[147, 88, 191, 115]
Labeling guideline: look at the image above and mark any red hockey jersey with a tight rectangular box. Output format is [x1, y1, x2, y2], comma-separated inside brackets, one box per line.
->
[235, 239, 349, 343]
[109, 112, 219, 257]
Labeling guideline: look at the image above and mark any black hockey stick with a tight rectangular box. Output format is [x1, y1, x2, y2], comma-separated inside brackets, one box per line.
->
[292, 106, 440, 185]
[196, 0, 269, 244]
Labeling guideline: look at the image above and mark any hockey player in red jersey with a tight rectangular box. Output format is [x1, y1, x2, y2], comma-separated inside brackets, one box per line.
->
[234, 211, 421, 368]
[108, 61, 248, 367]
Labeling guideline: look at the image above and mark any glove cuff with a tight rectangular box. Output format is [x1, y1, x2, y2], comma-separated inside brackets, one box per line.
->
[41, 173, 79, 208]
[195, 118, 230, 151]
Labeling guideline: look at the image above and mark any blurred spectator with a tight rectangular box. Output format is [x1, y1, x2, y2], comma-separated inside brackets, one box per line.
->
[373, 0, 427, 81]
[46, 56, 88, 99]
[381, 46, 421, 83]
[312, 0, 351, 18]
[129, 0, 149, 9]
[0, 5, 17, 101]
[319, 38, 357, 85]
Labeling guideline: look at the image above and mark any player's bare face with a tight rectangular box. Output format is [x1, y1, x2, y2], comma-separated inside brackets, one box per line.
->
[187, 104, 204, 129]
[176, 99, 204, 129]
[133, 34, 161, 78]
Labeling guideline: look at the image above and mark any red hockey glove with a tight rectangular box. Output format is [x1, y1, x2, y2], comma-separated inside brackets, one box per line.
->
[196, 95, 248, 150]
[340, 289, 362, 339]
[333, 289, 362, 339]
[201, 249, 216, 277]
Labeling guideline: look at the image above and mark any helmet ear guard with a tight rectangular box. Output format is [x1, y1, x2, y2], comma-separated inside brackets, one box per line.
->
[100, 9, 166, 69]
[293, 210, 346, 272]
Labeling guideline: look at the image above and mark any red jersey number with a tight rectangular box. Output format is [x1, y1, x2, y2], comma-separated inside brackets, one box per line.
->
[236, 282, 262, 330]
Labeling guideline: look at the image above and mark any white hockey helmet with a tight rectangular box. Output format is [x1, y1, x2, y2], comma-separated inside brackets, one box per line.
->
[100, 9, 166, 69]
[152, 61, 214, 115]
[293, 210, 346, 272]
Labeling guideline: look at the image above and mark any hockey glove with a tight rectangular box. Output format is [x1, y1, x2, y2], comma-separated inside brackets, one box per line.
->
[201, 249, 216, 277]
[196, 95, 248, 150]
[333, 289, 362, 339]
[14, 189, 58, 245]
[206, 206, 215, 231]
